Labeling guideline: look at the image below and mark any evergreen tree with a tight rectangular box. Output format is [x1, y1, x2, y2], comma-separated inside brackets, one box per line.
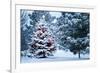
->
[56, 12, 90, 58]
[68, 13, 89, 58]
[29, 19, 56, 58]
[20, 10, 29, 51]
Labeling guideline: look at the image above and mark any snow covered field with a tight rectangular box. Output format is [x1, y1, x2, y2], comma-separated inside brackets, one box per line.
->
[21, 49, 89, 63]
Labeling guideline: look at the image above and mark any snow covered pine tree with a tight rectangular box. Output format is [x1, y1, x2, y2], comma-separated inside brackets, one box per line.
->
[29, 24, 56, 58]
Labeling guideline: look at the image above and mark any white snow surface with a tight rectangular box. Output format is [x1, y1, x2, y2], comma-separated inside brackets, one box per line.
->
[21, 49, 89, 63]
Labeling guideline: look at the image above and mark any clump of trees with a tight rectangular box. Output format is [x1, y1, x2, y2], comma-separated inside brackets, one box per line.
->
[21, 10, 90, 59]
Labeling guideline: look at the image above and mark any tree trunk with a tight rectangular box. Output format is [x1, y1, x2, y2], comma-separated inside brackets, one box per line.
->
[78, 51, 81, 59]
[42, 51, 46, 58]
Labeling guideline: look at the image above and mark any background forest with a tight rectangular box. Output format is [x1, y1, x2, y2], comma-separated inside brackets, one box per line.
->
[20, 9, 90, 62]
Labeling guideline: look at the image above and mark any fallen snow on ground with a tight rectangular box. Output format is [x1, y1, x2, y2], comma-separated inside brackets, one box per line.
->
[21, 49, 89, 63]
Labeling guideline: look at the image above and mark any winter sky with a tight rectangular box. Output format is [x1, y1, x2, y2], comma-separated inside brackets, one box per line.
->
[49, 12, 61, 18]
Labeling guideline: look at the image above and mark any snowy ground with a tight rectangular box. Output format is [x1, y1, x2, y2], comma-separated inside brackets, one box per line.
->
[21, 49, 89, 63]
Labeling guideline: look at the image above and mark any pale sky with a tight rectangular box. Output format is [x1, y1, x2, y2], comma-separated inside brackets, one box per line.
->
[49, 12, 61, 18]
